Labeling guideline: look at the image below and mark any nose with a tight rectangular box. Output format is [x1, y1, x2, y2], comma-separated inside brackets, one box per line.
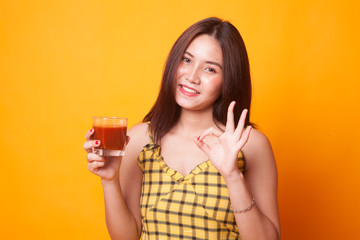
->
[185, 65, 201, 84]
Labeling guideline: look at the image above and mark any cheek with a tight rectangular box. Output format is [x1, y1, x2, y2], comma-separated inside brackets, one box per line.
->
[176, 65, 186, 80]
[210, 77, 222, 95]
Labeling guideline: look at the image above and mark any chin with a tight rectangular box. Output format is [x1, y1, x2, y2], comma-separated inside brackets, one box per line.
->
[175, 92, 218, 112]
[177, 100, 213, 112]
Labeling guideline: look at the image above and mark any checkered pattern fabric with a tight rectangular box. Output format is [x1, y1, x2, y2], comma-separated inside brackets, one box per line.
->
[137, 129, 245, 240]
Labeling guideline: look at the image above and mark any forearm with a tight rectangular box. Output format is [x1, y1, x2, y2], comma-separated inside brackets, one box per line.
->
[225, 172, 279, 240]
[102, 179, 140, 240]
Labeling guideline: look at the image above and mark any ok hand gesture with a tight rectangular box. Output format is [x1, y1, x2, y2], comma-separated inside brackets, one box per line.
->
[194, 101, 252, 178]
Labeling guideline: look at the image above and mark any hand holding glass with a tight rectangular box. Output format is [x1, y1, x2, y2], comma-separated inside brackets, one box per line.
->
[92, 117, 128, 157]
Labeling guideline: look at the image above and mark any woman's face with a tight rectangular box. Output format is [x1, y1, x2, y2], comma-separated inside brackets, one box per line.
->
[175, 34, 223, 112]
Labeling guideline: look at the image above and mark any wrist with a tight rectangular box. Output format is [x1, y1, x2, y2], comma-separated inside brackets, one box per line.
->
[222, 169, 244, 184]
[223, 170, 245, 186]
[101, 177, 120, 187]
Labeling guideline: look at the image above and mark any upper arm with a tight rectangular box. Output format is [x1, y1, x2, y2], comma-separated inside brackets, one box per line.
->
[119, 122, 149, 234]
[242, 129, 280, 236]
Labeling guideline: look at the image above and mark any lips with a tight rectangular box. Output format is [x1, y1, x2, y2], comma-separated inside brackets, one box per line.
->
[179, 84, 200, 96]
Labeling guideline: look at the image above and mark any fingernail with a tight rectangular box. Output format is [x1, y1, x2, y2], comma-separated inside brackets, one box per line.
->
[95, 140, 100, 145]
[90, 129, 94, 132]
[197, 136, 200, 141]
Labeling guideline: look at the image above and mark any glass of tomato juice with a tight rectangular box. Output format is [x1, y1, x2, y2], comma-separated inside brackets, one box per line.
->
[92, 117, 127, 157]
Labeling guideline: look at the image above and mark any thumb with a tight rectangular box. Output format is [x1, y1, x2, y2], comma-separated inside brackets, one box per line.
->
[193, 137, 211, 156]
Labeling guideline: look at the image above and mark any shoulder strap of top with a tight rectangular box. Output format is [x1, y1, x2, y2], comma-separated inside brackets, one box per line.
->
[137, 122, 155, 172]
[146, 122, 154, 144]
[238, 150, 246, 174]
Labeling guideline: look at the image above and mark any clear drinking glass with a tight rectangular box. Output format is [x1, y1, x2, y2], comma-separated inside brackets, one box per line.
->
[92, 117, 128, 157]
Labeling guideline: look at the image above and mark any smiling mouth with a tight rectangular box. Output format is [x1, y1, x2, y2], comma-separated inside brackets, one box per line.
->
[180, 84, 200, 94]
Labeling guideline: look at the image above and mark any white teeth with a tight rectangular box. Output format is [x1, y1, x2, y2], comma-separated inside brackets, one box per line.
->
[182, 85, 199, 94]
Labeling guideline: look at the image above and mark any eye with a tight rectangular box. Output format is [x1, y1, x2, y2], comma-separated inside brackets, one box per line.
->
[206, 67, 216, 73]
[183, 57, 191, 63]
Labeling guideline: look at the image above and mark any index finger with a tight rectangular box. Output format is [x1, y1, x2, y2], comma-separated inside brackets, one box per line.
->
[225, 101, 236, 133]
[85, 129, 95, 141]
[198, 127, 223, 141]
[234, 108, 248, 138]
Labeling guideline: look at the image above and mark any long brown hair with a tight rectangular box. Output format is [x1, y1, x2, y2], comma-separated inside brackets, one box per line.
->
[143, 17, 253, 143]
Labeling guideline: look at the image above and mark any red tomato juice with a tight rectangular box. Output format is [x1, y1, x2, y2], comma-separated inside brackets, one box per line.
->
[93, 126, 127, 150]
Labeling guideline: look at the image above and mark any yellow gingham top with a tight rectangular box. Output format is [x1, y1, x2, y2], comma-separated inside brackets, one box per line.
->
[137, 127, 245, 239]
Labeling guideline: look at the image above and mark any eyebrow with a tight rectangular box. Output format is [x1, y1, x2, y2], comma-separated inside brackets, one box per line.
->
[185, 51, 222, 69]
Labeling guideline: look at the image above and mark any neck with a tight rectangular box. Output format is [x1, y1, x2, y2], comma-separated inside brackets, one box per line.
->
[174, 107, 220, 137]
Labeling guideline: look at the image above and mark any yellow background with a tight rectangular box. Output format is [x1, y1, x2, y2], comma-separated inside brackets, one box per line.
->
[1, 0, 359, 239]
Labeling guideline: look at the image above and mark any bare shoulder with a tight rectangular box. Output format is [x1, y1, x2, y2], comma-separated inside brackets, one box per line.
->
[121, 121, 149, 173]
[241, 128, 276, 175]
[128, 122, 150, 140]
[121, 122, 150, 170]
[126, 122, 150, 154]
[242, 128, 274, 161]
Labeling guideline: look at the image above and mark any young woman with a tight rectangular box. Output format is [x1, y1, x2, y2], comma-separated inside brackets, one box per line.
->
[84, 17, 280, 240]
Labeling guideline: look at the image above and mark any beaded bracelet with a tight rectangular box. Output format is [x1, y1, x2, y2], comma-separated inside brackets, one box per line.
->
[232, 198, 255, 214]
